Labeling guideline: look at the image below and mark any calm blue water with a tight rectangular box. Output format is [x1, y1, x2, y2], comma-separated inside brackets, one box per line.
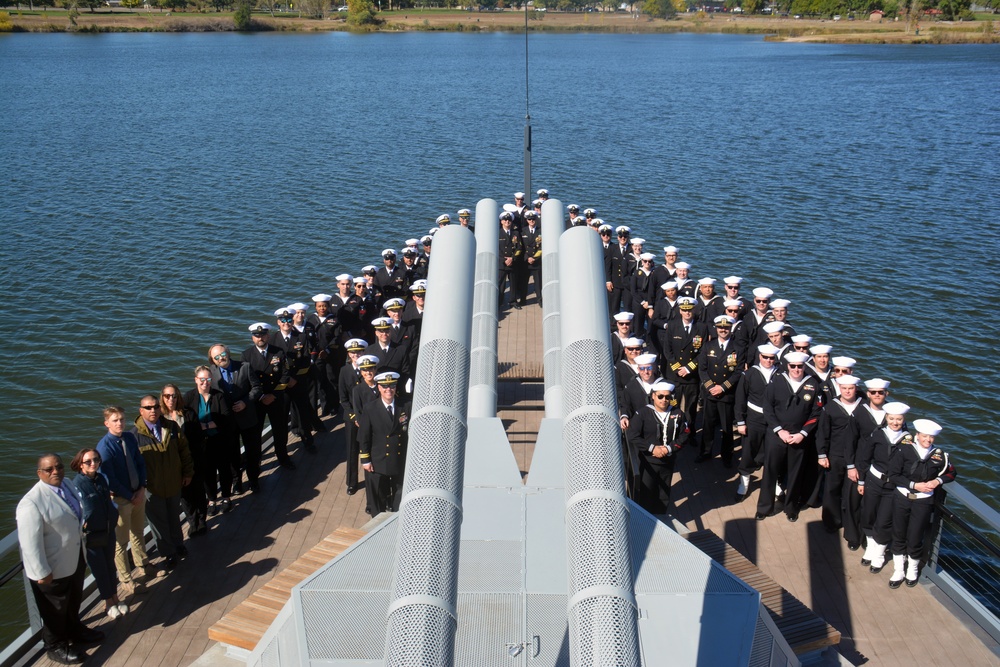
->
[1, 32, 998, 537]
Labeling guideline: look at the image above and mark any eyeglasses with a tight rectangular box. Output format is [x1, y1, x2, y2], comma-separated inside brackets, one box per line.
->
[726, 285, 739, 289]
[600, 231, 611, 236]
[760, 355, 776, 360]
[637, 365, 654, 371]
[213, 353, 228, 360]
[794, 345, 810, 351]
[616, 321, 631, 326]
[787, 363, 804, 369]
[716, 326, 731, 330]
[868, 390, 886, 395]
[39, 464, 65, 473]
[251, 332, 267, 338]
[82, 457, 101, 466]
[140, 404, 159, 411]
[196, 376, 211, 383]
[754, 299, 769, 303]
[278, 317, 293, 323]
[162, 393, 177, 399]
[626, 347, 641, 352]
[653, 394, 670, 400]
[832, 368, 845, 375]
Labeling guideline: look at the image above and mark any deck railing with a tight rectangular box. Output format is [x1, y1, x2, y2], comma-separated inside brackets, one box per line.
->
[0, 426, 276, 667]
[925, 481, 1000, 645]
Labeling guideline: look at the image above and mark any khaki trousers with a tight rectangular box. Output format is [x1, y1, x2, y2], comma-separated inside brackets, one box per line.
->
[113, 496, 149, 583]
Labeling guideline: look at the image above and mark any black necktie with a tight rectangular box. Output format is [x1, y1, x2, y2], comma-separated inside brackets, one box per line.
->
[387, 403, 393, 417]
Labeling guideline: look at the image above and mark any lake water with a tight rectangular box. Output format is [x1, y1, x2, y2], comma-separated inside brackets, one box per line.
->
[0, 32, 998, 530]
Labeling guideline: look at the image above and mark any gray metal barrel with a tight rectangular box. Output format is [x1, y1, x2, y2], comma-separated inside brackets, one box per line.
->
[384, 225, 476, 666]
[467, 198, 500, 418]
[557, 226, 640, 667]
[541, 198, 566, 418]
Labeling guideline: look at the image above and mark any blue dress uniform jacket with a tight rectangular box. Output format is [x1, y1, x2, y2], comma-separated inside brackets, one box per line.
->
[374, 265, 407, 305]
[241, 344, 290, 395]
[665, 321, 709, 384]
[358, 400, 411, 477]
[698, 341, 745, 403]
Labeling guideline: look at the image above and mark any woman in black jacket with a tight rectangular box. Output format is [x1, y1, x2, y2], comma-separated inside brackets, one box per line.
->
[71, 448, 128, 619]
[184, 366, 235, 516]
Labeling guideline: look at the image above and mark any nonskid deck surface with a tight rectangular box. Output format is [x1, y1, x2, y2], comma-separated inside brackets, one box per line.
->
[33, 295, 999, 667]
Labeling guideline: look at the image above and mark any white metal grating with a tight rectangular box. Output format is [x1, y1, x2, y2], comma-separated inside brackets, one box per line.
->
[301, 590, 390, 660]
[454, 593, 522, 667]
[404, 412, 467, 491]
[411, 338, 469, 414]
[385, 604, 456, 666]
[569, 596, 640, 666]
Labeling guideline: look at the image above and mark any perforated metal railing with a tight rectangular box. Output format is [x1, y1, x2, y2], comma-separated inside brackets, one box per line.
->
[557, 227, 640, 667]
[384, 225, 474, 666]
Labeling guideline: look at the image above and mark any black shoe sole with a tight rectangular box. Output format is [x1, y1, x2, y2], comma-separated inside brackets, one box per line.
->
[888, 579, 903, 589]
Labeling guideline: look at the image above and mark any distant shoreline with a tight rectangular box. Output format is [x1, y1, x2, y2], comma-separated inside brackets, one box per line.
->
[3, 8, 998, 43]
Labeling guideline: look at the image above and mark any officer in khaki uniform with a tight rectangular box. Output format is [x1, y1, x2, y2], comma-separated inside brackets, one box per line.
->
[358, 372, 411, 513]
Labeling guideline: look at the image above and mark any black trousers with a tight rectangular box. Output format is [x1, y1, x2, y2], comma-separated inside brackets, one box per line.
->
[31, 553, 86, 648]
[860, 474, 895, 545]
[821, 456, 863, 544]
[737, 419, 767, 476]
[345, 419, 359, 489]
[367, 471, 403, 513]
[236, 425, 262, 485]
[891, 493, 935, 558]
[673, 382, 699, 433]
[203, 433, 234, 500]
[257, 394, 290, 465]
[757, 434, 808, 517]
[700, 397, 735, 461]
[288, 375, 323, 439]
[636, 457, 675, 515]
[499, 268, 517, 307]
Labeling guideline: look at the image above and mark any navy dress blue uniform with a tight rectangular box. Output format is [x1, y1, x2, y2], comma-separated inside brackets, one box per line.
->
[604, 240, 631, 315]
[626, 404, 690, 514]
[817, 397, 864, 545]
[351, 378, 381, 513]
[888, 442, 955, 566]
[242, 342, 293, 467]
[358, 399, 411, 513]
[697, 337, 745, 464]
[498, 225, 524, 308]
[857, 426, 911, 549]
[664, 318, 709, 429]
[734, 363, 777, 481]
[270, 328, 323, 450]
[374, 263, 407, 307]
[520, 222, 542, 306]
[309, 310, 344, 416]
[756, 372, 822, 520]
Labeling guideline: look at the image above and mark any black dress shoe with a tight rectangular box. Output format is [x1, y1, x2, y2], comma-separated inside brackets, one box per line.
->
[860, 558, 871, 566]
[232, 480, 243, 495]
[305, 443, 317, 454]
[176, 545, 189, 559]
[787, 512, 799, 523]
[870, 563, 886, 574]
[848, 542, 861, 551]
[694, 453, 712, 463]
[346, 486, 357, 496]
[72, 626, 105, 645]
[249, 481, 261, 493]
[165, 556, 178, 571]
[905, 577, 919, 588]
[755, 513, 767, 521]
[722, 458, 733, 469]
[47, 644, 85, 664]
[280, 460, 297, 470]
[513, 303, 522, 310]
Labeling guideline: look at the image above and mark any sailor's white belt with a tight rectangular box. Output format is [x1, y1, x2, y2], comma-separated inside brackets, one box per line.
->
[897, 487, 932, 500]
[747, 401, 764, 414]
[868, 467, 885, 480]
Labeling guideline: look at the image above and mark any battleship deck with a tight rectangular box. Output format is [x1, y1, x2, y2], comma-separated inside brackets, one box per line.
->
[28, 298, 1000, 667]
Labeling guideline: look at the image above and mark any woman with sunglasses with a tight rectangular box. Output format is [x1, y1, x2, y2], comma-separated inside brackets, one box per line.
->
[161, 385, 209, 536]
[71, 448, 128, 619]
[184, 366, 235, 516]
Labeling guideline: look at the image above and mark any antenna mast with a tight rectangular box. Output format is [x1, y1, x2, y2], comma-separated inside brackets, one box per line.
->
[523, 1, 531, 198]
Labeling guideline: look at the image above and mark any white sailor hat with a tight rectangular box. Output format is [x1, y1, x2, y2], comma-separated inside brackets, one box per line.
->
[791, 334, 812, 344]
[335, 273, 353, 282]
[514, 192, 525, 199]
[615, 225, 631, 235]
[584, 208, 596, 216]
[357, 354, 379, 369]
[912, 419, 942, 436]
[457, 208, 471, 217]
[864, 378, 890, 390]
[631, 237, 645, 246]
[752, 287, 774, 299]
[639, 252, 655, 261]
[724, 275, 743, 285]
[675, 261, 691, 270]
[287, 302, 309, 312]
[401, 247, 417, 257]
[784, 351, 809, 364]
[499, 211, 514, 221]
[428, 227, 438, 235]
[613, 312, 634, 322]
[677, 297, 697, 309]
[697, 277, 716, 286]
[723, 299, 741, 308]
[598, 223, 613, 233]
[384, 298, 406, 311]
[372, 317, 392, 330]
[661, 281, 678, 291]
[312, 293, 333, 302]
[663, 245, 678, 254]
[410, 280, 428, 294]
[353, 276, 367, 285]
[502, 204, 518, 213]
[831, 356, 857, 368]
[567, 204, 580, 212]
[362, 264, 377, 274]
[274, 307, 292, 317]
[883, 401, 910, 415]
[650, 380, 675, 393]
[770, 298, 791, 309]
[810, 344, 832, 355]
[345, 338, 369, 353]
[835, 375, 862, 386]
[405, 238, 419, 247]
[420, 235, 433, 246]
[537, 188, 548, 197]
[762, 321, 785, 334]
[713, 315, 735, 327]
[375, 371, 400, 386]
[436, 213, 451, 225]
[248, 322, 271, 335]
[381, 248, 396, 258]
[589, 218, 602, 228]
[757, 343, 780, 356]
[635, 353, 658, 367]
[623, 337, 644, 348]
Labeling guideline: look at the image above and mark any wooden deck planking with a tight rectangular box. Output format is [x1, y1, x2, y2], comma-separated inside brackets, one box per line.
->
[30, 296, 999, 667]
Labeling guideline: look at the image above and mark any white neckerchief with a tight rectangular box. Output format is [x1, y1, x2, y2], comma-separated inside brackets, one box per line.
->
[914, 443, 932, 460]
[785, 374, 807, 392]
[756, 365, 777, 382]
[835, 397, 861, 415]
[883, 427, 906, 444]
[865, 404, 886, 423]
